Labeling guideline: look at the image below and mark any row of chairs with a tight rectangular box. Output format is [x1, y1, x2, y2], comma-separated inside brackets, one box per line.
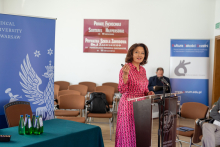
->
[54, 81, 120, 113]
[54, 81, 120, 109]
[54, 81, 119, 95]
[54, 81, 120, 107]
[54, 81, 120, 140]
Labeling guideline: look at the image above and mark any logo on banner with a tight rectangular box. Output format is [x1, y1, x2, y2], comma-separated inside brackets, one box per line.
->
[5, 51, 54, 121]
[5, 88, 22, 102]
[19, 54, 54, 120]
[160, 110, 174, 133]
[174, 60, 191, 76]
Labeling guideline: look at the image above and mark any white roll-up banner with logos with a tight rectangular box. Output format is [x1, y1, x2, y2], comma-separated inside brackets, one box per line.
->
[170, 39, 209, 105]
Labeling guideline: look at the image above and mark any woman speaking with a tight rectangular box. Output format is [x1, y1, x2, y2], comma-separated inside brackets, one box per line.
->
[115, 43, 154, 147]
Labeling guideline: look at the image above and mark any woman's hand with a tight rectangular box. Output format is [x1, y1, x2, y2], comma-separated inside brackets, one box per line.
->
[148, 91, 155, 95]
[122, 64, 130, 76]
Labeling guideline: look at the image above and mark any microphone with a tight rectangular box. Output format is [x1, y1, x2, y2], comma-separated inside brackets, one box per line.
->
[158, 77, 170, 86]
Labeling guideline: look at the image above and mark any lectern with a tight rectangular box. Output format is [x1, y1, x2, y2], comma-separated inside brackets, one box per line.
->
[128, 93, 181, 147]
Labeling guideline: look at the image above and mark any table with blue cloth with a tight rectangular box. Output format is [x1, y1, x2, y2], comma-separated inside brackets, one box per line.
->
[0, 118, 104, 147]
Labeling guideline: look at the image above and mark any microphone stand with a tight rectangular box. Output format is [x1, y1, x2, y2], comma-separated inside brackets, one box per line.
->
[157, 83, 167, 147]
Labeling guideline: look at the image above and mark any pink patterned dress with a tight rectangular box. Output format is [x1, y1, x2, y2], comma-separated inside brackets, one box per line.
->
[115, 63, 149, 147]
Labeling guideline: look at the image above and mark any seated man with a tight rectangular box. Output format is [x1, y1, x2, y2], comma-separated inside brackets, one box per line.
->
[202, 98, 220, 147]
[148, 67, 171, 94]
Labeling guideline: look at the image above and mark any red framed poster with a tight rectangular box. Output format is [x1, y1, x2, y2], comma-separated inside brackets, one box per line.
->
[83, 19, 129, 53]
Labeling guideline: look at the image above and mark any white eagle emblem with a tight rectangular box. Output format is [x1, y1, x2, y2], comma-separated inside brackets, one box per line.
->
[19, 54, 54, 120]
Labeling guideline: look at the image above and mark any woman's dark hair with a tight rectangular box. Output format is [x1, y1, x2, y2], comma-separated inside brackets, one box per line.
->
[125, 43, 149, 65]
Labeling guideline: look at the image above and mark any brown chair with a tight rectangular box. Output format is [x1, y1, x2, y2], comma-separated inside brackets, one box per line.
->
[193, 120, 203, 144]
[55, 94, 86, 123]
[95, 86, 115, 95]
[54, 84, 60, 100]
[54, 89, 80, 107]
[86, 90, 115, 140]
[79, 82, 96, 93]
[79, 82, 96, 100]
[54, 84, 60, 105]
[176, 102, 209, 147]
[68, 85, 88, 96]
[99, 84, 119, 123]
[58, 90, 84, 116]
[55, 90, 81, 107]
[102, 83, 120, 107]
[102, 82, 119, 93]
[4, 101, 33, 127]
[58, 90, 80, 97]
[193, 117, 213, 144]
[56, 117, 86, 123]
[54, 81, 70, 91]
[102, 83, 120, 110]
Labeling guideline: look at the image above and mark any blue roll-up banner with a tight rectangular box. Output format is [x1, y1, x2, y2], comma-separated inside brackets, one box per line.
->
[0, 14, 56, 129]
[170, 39, 209, 106]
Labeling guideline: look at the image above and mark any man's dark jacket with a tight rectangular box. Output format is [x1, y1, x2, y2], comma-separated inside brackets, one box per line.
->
[148, 76, 171, 94]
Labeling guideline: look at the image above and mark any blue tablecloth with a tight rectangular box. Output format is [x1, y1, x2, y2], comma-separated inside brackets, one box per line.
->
[0, 119, 104, 147]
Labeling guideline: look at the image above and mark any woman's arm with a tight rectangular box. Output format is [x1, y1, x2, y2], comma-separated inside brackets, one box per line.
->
[118, 65, 130, 94]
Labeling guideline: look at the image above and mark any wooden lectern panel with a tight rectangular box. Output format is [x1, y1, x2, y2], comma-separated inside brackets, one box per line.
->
[159, 97, 178, 147]
[133, 99, 152, 147]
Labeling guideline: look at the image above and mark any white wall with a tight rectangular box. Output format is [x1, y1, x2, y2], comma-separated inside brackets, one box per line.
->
[3, 0, 216, 105]
[0, 0, 4, 13]
[215, 0, 220, 36]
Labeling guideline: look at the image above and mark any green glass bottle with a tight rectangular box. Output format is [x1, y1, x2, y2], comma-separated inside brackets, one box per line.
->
[18, 115, 25, 135]
[39, 115, 43, 134]
[24, 114, 28, 126]
[32, 114, 36, 129]
[25, 115, 32, 135]
[34, 116, 40, 135]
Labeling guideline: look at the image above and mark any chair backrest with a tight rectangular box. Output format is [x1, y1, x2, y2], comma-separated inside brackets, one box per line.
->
[58, 90, 81, 102]
[54, 84, 60, 100]
[181, 102, 208, 119]
[59, 94, 85, 109]
[68, 85, 88, 96]
[79, 82, 96, 92]
[95, 86, 115, 95]
[95, 91, 114, 105]
[54, 81, 70, 91]
[58, 90, 81, 97]
[102, 82, 119, 93]
[4, 101, 33, 127]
